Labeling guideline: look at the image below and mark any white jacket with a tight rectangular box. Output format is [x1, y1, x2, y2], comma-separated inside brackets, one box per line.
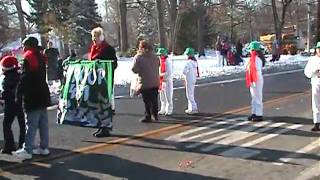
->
[304, 56, 320, 85]
[183, 60, 198, 83]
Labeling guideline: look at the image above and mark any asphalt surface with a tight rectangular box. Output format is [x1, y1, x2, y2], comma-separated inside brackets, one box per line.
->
[0, 69, 319, 180]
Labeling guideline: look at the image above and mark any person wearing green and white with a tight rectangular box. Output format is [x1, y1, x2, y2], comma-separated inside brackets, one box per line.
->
[246, 41, 264, 121]
[183, 48, 199, 114]
[304, 42, 320, 131]
[157, 48, 173, 116]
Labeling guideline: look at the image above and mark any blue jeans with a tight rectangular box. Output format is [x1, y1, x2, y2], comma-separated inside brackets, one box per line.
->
[23, 108, 49, 153]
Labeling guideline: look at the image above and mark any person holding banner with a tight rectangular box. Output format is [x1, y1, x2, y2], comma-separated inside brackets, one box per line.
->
[89, 27, 118, 137]
[132, 40, 160, 122]
[13, 37, 51, 160]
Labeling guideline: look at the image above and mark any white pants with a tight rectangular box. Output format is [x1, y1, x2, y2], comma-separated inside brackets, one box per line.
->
[111, 86, 115, 110]
[159, 80, 173, 113]
[250, 78, 263, 116]
[186, 80, 197, 111]
[311, 84, 320, 124]
[216, 51, 223, 67]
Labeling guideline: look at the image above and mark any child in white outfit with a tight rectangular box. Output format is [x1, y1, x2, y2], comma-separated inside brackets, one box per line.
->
[183, 48, 199, 114]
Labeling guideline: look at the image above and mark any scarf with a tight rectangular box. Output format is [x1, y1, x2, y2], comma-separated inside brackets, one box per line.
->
[159, 55, 167, 90]
[245, 51, 258, 88]
[88, 41, 108, 60]
[188, 56, 200, 77]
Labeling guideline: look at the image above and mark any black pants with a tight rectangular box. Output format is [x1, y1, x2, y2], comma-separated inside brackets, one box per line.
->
[3, 100, 25, 150]
[141, 87, 159, 120]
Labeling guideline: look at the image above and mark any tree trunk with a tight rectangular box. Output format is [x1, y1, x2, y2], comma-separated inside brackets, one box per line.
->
[196, 0, 205, 56]
[168, 0, 177, 52]
[119, 0, 128, 53]
[156, 0, 166, 48]
[172, 10, 183, 54]
[317, 0, 320, 42]
[15, 0, 27, 40]
[271, 0, 281, 44]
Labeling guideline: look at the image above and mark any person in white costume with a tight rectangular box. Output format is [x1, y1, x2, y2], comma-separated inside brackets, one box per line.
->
[183, 48, 199, 114]
[304, 41, 320, 131]
[246, 41, 265, 121]
[157, 48, 174, 115]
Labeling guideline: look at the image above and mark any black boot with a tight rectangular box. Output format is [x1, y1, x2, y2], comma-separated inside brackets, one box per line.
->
[252, 116, 263, 122]
[311, 123, 320, 132]
[94, 128, 110, 138]
[1, 146, 16, 155]
[92, 128, 102, 137]
[248, 114, 256, 121]
[140, 116, 152, 123]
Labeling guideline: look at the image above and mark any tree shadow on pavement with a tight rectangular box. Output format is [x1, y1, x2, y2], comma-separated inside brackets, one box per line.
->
[0, 147, 226, 180]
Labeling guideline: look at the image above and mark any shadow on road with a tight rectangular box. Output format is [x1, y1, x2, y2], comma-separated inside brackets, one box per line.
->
[0, 147, 225, 180]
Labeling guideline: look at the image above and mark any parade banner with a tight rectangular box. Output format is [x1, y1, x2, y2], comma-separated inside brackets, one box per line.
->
[57, 60, 114, 128]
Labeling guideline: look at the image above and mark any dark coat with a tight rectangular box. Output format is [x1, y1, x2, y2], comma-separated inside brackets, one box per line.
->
[2, 69, 20, 103]
[17, 48, 51, 112]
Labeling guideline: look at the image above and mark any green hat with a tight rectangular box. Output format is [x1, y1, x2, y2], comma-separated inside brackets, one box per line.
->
[249, 41, 260, 51]
[156, 48, 168, 56]
[316, 42, 320, 48]
[184, 48, 195, 56]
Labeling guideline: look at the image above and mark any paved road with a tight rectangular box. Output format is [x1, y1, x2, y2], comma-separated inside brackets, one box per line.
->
[0, 70, 319, 180]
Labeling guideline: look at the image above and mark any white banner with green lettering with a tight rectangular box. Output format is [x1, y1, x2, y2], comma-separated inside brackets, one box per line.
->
[57, 60, 114, 129]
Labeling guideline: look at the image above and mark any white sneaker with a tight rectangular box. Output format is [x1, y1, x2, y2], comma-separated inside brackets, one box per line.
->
[32, 148, 50, 156]
[158, 110, 166, 115]
[12, 149, 32, 160]
[165, 111, 173, 116]
[185, 109, 198, 114]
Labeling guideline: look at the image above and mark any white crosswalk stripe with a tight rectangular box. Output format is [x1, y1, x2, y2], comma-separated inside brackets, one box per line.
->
[165, 117, 244, 141]
[201, 122, 285, 152]
[187, 121, 269, 149]
[273, 139, 320, 165]
[166, 116, 311, 163]
[221, 124, 303, 159]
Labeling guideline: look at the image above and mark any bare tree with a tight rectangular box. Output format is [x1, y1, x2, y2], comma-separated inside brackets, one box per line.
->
[317, 0, 320, 41]
[196, 0, 205, 56]
[14, 0, 27, 40]
[119, 0, 129, 53]
[166, 0, 178, 51]
[156, 0, 166, 47]
[271, 0, 293, 45]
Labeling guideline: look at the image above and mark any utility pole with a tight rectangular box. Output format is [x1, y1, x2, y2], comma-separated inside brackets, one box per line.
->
[307, 0, 311, 53]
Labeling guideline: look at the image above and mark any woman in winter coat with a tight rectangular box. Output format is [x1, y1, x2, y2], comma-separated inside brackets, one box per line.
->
[183, 48, 199, 114]
[246, 41, 265, 122]
[89, 27, 118, 137]
[132, 40, 160, 122]
[157, 48, 173, 116]
[304, 42, 320, 131]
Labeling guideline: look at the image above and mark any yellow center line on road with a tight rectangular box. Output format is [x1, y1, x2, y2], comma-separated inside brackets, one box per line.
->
[0, 90, 311, 175]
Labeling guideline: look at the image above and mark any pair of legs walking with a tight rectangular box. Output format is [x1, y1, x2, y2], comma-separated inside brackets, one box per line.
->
[141, 87, 159, 122]
[13, 108, 49, 159]
[159, 81, 173, 115]
[2, 101, 25, 154]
